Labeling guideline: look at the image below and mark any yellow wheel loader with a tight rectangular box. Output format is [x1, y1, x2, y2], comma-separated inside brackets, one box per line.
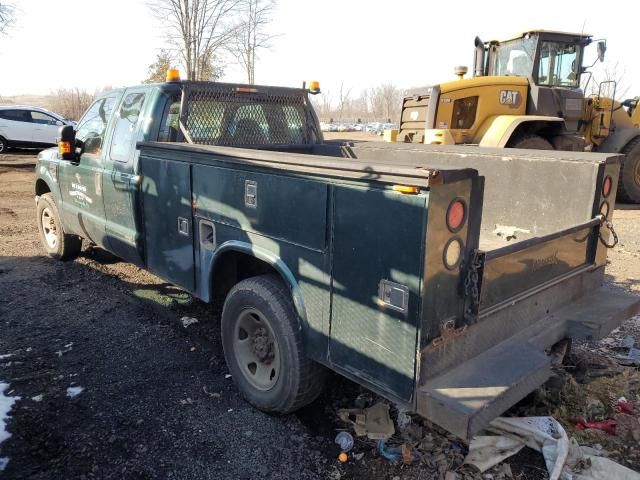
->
[394, 30, 640, 203]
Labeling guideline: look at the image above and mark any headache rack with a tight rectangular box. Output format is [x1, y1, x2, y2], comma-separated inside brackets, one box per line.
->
[177, 81, 320, 147]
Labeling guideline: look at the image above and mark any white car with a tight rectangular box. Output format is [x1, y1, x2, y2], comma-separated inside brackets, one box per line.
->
[0, 105, 74, 153]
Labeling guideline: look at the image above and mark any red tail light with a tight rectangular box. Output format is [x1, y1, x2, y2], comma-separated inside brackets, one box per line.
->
[446, 198, 467, 233]
[602, 175, 612, 197]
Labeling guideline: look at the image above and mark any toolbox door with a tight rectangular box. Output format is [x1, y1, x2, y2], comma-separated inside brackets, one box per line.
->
[329, 185, 426, 402]
[140, 158, 195, 291]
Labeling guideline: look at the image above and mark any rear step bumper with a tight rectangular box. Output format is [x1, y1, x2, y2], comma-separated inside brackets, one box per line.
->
[417, 286, 640, 439]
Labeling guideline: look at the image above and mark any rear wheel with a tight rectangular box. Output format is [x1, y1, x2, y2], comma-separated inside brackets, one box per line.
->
[221, 274, 325, 413]
[0, 137, 8, 154]
[36, 193, 82, 260]
[617, 137, 640, 203]
[508, 134, 554, 150]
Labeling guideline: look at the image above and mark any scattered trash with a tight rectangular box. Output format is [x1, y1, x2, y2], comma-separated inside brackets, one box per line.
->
[31, 394, 43, 402]
[354, 393, 373, 409]
[202, 386, 221, 399]
[0, 355, 13, 360]
[227, 408, 233, 413]
[493, 224, 530, 241]
[465, 435, 526, 472]
[180, 316, 199, 328]
[224, 374, 232, 379]
[376, 440, 415, 465]
[353, 452, 364, 461]
[334, 432, 354, 452]
[465, 417, 568, 480]
[338, 452, 348, 463]
[66, 386, 84, 398]
[573, 418, 617, 435]
[395, 405, 411, 432]
[338, 402, 395, 440]
[615, 397, 634, 415]
[179, 398, 194, 405]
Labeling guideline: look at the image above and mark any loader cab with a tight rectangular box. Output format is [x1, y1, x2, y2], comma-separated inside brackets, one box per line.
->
[480, 30, 593, 132]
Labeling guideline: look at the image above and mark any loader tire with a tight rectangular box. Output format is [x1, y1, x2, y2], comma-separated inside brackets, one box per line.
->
[617, 137, 640, 204]
[221, 274, 326, 413]
[37, 193, 82, 261]
[508, 134, 554, 150]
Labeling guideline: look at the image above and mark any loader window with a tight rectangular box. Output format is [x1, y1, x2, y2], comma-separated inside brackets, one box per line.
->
[537, 42, 581, 87]
[493, 36, 537, 77]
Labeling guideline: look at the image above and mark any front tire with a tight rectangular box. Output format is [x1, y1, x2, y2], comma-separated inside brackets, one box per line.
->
[508, 134, 554, 150]
[617, 137, 640, 203]
[36, 193, 82, 260]
[0, 136, 8, 154]
[221, 274, 325, 413]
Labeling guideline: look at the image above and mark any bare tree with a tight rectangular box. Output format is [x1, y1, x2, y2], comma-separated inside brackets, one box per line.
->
[0, 1, 15, 35]
[46, 88, 95, 121]
[150, 0, 240, 81]
[143, 49, 175, 83]
[229, 0, 276, 84]
[370, 83, 402, 122]
[586, 60, 630, 100]
[336, 82, 352, 121]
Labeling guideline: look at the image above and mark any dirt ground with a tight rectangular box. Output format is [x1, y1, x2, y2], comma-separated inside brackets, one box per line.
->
[0, 149, 639, 480]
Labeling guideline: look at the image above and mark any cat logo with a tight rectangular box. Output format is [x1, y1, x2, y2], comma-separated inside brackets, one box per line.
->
[499, 90, 522, 109]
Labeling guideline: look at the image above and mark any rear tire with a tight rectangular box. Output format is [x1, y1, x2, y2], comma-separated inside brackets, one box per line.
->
[221, 274, 325, 413]
[508, 134, 554, 150]
[0, 136, 8, 154]
[36, 193, 82, 260]
[617, 137, 640, 204]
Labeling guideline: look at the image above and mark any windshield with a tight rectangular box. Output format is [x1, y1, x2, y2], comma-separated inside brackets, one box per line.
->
[493, 36, 537, 77]
[538, 41, 581, 87]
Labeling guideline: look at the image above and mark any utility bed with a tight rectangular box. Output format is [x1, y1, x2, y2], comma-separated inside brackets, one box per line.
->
[136, 139, 639, 438]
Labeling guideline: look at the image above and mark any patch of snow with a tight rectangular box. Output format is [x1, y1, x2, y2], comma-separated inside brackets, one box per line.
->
[0, 382, 21, 471]
[0, 355, 13, 360]
[31, 394, 43, 402]
[180, 316, 199, 328]
[66, 386, 84, 398]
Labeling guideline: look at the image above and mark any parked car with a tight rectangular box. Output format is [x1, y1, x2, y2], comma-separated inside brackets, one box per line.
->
[0, 105, 74, 153]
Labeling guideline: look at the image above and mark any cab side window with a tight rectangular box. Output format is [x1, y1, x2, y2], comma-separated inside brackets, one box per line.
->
[75, 96, 117, 156]
[158, 99, 180, 142]
[110, 92, 147, 162]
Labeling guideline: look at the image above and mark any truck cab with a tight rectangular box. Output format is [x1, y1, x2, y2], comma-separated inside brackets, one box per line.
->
[35, 79, 322, 264]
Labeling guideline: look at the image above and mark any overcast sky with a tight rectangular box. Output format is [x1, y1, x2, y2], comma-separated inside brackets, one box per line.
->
[0, 0, 637, 100]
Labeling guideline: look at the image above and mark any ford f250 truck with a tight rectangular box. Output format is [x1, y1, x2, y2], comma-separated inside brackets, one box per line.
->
[34, 77, 640, 439]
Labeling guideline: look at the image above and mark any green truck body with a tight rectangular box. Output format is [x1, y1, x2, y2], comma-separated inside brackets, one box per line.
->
[34, 80, 640, 439]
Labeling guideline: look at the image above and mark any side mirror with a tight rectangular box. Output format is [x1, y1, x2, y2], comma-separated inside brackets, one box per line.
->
[597, 41, 606, 62]
[55, 120, 64, 127]
[58, 125, 77, 161]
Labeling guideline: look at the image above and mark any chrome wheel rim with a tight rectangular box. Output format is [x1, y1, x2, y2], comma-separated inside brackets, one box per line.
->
[41, 207, 58, 249]
[233, 307, 281, 391]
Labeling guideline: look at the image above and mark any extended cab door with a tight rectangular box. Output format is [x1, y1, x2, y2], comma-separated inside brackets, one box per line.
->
[102, 88, 150, 264]
[58, 94, 121, 246]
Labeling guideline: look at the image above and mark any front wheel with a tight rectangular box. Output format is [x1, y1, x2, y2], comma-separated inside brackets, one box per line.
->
[221, 274, 325, 413]
[0, 136, 8, 154]
[36, 193, 82, 260]
[618, 137, 640, 203]
[507, 134, 554, 150]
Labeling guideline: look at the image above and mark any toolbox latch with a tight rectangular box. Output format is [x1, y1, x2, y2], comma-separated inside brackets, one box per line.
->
[245, 180, 258, 208]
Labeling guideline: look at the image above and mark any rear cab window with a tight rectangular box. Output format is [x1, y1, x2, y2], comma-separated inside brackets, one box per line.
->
[0, 110, 31, 122]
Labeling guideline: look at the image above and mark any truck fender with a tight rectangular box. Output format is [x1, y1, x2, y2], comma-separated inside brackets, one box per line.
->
[596, 128, 640, 154]
[207, 240, 309, 326]
[478, 115, 564, 148]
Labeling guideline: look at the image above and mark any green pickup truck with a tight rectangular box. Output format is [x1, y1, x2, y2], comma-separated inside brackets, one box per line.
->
[34, 78, 640, 439]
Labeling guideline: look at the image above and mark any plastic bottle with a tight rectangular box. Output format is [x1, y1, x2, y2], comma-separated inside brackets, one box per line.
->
[334, 431, 354, 452]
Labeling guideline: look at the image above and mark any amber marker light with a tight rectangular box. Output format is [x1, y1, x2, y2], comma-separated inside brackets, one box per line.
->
[392, 185, 420, 194]
[166, 69, 181, 82]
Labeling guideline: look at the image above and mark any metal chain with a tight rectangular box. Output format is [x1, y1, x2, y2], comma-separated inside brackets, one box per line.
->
[464, 250, 482, 310]
[599, 217, 619, 248]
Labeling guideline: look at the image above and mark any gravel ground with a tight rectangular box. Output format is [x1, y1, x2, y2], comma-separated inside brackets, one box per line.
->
[0, 150, 639, 479]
